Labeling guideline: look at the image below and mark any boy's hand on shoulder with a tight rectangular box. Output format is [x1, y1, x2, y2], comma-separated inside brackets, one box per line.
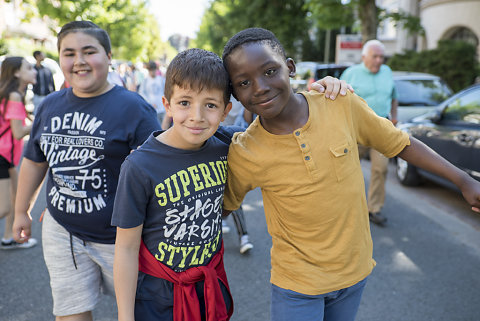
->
[310, 76, 354, 100]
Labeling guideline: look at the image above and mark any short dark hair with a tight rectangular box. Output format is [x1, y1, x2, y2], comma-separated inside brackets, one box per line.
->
[57, 21, 111, 55]
[164, 48, 231, 106]
[146, 61, 157, 71]
[33, 50, 43, 59]
[222, 27, 286, 64]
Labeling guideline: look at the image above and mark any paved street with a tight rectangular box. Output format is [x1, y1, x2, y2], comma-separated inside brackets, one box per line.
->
[1, 160, 480, 321]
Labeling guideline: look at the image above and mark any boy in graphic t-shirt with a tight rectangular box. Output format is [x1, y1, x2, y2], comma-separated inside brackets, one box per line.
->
[111, 48, 236, 321]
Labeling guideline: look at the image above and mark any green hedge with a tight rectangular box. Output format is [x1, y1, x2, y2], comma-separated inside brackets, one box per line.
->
[388, 40, 480, 92]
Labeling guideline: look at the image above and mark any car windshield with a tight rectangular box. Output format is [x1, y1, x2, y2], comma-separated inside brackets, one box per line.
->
[395, 79, 453, 106]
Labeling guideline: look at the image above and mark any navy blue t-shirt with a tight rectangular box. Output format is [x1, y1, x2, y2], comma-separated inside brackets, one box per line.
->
[112, 127, 240, 272]
[25, 86, 161, 243]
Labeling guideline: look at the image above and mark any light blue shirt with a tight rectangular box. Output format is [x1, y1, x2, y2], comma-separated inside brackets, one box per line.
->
[340, 63, 397, 118]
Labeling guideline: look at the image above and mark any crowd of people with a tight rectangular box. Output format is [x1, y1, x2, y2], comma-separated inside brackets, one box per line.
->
[1, 20, 479, 321]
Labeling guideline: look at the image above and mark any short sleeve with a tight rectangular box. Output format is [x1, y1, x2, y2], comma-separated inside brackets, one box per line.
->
[4, 101, 26, 120]
[23, 107, 47, 163]
[350, 93, 409, 157]
[111, 159, 149, 228]
[392, 85, 398, 100]
[223, 133, 257, 211]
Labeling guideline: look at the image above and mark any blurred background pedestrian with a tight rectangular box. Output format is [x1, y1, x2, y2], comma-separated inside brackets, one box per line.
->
[0, 56, 37, 250]
[340, 39, 398, 226]
[139, 60, 166, 124]
[32, 50, 55, 115]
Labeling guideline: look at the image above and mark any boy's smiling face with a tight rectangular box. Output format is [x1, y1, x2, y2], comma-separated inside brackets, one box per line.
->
[59, 32, 112, 98]
[225, 43, 295, 120]
[162, 85, 232, 150]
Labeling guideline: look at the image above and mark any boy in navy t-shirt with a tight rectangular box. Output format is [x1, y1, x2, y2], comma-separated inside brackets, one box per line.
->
[111, 48, 235, 321]
[13, 21, 161, 319]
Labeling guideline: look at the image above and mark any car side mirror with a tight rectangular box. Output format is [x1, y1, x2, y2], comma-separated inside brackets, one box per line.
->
[419, 108, 443, 124]
[429, 112, 442, 124]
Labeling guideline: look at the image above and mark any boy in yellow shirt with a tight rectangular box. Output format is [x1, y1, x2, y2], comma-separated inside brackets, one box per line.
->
[221, 27, 480, 321]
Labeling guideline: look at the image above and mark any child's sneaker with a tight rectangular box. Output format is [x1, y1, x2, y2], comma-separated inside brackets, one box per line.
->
[239, 235, 253, 254]
[222, 220, 231, 234]
[0, 238, 38, 250]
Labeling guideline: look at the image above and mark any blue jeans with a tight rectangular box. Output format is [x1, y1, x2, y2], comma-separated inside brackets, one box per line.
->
[271, 278, 367, 321]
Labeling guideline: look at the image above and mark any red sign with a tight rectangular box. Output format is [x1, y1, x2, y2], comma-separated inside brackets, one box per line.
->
[340, 42, 362, 49]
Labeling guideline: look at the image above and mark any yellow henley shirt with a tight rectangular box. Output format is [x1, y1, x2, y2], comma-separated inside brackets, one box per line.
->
[223, 91, 410, 295]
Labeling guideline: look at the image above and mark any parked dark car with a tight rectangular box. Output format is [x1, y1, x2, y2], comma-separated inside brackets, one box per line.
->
[291, 61, 352, 92]
[396, 83, 480, 188]
[393, 71, 453, 123]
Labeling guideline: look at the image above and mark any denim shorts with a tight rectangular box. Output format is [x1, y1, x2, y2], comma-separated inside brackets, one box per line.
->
[42, 210, 115, 316]
[271, 277, 368, 321]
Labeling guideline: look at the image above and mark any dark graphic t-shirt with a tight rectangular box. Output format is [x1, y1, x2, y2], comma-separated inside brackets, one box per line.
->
[112, 127, 240, 272]
[24, 86, 160, 243]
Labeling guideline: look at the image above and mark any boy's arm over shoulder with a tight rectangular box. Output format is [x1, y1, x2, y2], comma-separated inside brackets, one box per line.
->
[215, 125, 245, 144]
[397, 137, 480, 212]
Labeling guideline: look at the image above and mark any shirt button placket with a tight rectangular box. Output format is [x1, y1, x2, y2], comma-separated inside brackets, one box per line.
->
[295, 131, 312, 167]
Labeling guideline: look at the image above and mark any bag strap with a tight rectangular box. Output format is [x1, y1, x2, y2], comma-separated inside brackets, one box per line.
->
[0, 125, 10, 139]
[9, 131, 14, 164]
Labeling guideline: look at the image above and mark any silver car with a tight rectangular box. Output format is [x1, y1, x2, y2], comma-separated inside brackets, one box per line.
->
[394, 71, 453, 123]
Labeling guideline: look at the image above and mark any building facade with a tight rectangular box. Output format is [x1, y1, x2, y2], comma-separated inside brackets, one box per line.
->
[378, 0, 479, 59]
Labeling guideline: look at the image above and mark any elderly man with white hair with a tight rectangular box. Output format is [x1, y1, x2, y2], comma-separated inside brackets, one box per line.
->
[340, 39, 398, 226]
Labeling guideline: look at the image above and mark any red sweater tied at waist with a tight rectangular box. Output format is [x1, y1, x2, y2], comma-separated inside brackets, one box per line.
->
[139, 240, 233, 321]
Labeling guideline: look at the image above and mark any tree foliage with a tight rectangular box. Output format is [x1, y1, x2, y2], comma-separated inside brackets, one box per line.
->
[305, 0, 423, 43]
[305, 0, 376, 42]
[305, 0, 354, 31]
[195, 0, 423, 63]
[195, 0, 311, 59]
[0, 38, 8, 56]
[23, 0, 165, 62]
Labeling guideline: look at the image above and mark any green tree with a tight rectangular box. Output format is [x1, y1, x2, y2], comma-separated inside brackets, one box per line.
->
[305, 0, 354, 30]
[195, 0, 311, 60]
[304, 0, 355, 62]
[23, 0, 164, 62]
[305, 0, 423, 43]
